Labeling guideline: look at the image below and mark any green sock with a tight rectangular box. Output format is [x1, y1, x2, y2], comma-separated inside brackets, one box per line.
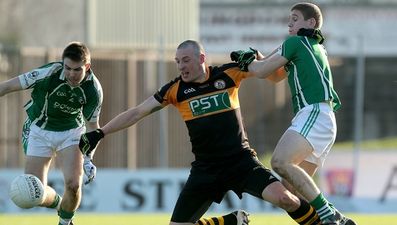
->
[58, 208, 74, 225]
[310, 193, 335, 221]
[47, 194, 61, 210]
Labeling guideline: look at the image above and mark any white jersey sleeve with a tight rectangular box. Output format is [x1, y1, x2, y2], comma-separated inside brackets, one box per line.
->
[18, 63, 63, 89]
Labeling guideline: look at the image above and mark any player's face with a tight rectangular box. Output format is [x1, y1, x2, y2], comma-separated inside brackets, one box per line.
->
[288, 9, 315, 35]
[175, 46, 205, 83]
[63, 57, 90, 87]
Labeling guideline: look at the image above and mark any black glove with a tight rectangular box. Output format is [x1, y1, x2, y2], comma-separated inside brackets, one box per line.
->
[230, 47, 258, 72]
[297, 28, 325, 44]
[79, 129, 104, 156]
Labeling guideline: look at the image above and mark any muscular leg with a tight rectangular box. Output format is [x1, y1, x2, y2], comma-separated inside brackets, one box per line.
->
[57, 145, 84, 212]
[271, 130, 320, 201]
[262, 181, 301, 211]
[282, 160, 318, 200]
[271, 130, 337, 223]
[25, 156, 58, 207]
[260, 181, 320, 225]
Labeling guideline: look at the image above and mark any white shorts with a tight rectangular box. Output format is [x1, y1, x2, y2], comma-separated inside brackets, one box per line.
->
[287, 102, 337, 167]
[23, 121, 85, 157]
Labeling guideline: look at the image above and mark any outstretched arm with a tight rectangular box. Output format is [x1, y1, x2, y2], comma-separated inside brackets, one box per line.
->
[101, 95, 163, 135]
[0, 77, 23, 97]
[79, 95, 163, 156]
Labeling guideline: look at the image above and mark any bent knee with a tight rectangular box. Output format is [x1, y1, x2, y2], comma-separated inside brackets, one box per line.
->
[64, 179, 81, 194]
[271, 157, 289, 175]
[276, 192, 300, 211]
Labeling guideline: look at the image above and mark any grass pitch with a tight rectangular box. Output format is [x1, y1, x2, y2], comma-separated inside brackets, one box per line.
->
[0, 213, 396, 225]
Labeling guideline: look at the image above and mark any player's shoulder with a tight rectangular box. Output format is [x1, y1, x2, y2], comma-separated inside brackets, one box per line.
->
[160, 76, 181, 93]
[284, 35, 304, 45]
[37, 62, 63, 78]
[81, 70, 103, 95]
[38, 62, 63, 69]
[211, 63, 239, 74]
[19, 61, 62, 89]
[282, 36, 310, 53]
[84, 69, 100, 84]
[210, 63, 251, 82]
[154, 76, 181, 103]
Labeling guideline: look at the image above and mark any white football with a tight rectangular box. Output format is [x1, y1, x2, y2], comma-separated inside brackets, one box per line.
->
[9, 174, 45, 209]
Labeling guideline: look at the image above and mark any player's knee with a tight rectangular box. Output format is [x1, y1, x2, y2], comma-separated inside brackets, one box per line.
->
[64, 179, 81, 195]
[276, 192, 299, 211]
[271, 157, 289, 176]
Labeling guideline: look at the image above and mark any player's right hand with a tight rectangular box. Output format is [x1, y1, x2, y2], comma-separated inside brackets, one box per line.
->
[79, 129, 104, 156]
[83, 156, 97, 185]
[230, 48, 258, 72]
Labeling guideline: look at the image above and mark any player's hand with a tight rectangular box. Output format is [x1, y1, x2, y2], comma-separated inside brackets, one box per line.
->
[79, 129, 104, 156]
[297, 28, 325, 44]
[83, 156, 97, 185]
[230, 48, 258, 72]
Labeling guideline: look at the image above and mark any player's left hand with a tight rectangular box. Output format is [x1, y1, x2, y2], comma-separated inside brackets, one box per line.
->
[79, 129, 104, 156]
[230, 48, 258, 72]
[83, 156, 97, 185]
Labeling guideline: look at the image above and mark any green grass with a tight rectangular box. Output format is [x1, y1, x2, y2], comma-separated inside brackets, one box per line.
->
[0, 213, 396, 225]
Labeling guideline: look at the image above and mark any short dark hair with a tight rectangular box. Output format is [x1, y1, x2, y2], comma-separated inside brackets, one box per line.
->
[177, 40, 205, 57]
[291, 2, 323, 29]
[62, 41, 91, 63]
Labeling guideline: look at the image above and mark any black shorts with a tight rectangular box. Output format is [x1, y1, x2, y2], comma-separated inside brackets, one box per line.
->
[171, 150, 279, 223]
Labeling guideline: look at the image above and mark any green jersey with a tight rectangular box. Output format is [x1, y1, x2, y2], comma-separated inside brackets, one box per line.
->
[18, 62, 103, 131]
[279, 35, 341, 114]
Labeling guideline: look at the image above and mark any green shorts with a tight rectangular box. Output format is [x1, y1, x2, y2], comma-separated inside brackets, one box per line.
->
[171, 150, 279, 223]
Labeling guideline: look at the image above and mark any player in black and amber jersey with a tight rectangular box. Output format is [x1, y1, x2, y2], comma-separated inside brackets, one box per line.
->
[79, 40, 321, 225]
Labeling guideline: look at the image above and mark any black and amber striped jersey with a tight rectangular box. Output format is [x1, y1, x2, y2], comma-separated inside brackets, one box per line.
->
[154, 63, 255, 161]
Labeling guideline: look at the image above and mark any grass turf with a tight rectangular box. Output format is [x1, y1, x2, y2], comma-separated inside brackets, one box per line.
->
[0, 213, 396, 225]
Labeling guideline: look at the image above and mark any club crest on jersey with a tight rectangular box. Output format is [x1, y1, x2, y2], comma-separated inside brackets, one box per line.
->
[213, 79, 226, 90]
[27, 71, 39, 80]
[78, 97, 85, 104]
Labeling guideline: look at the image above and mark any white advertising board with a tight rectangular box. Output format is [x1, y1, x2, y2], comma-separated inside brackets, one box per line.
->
[1, 158, 397, 214]
[0, 169, 281, 214]
[200, 4, 397, 56]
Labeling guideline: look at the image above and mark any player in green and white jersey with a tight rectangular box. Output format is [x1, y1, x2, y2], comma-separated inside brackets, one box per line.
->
[231, 2, 355, 225]
[0, 42, 103, 225]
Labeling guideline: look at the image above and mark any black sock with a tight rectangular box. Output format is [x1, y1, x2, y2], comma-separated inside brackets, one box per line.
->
[288, 198, 321, 225]
[196, 212, 236, 225]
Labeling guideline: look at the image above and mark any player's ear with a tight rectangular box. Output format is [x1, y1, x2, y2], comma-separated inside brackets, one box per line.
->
[85, 63, 91, 72]
[199, 53, 205, 64]
[308, 17, 316, 28]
